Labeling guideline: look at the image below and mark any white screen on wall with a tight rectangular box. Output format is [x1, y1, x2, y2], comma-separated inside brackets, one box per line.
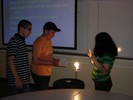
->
[2, 0, 77, 49]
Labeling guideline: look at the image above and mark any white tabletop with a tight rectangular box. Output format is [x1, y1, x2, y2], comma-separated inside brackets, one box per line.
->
[1, 89, 133, 100]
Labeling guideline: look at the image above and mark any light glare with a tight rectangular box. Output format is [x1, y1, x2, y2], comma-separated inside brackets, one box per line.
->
[74, 62, 79, 71]
[118, 47, 122, 53]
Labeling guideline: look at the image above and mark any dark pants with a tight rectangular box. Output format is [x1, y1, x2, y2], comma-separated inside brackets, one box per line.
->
[94, 78, 113, 92]
[31, 72, 50, 90]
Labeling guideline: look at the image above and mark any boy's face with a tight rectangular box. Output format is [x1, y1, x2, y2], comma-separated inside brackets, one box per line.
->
[46, 30, 56, 40]
[22, 25, 32, 38]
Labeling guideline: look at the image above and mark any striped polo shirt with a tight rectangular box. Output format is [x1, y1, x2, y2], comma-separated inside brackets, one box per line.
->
[6, 33, 30, 86]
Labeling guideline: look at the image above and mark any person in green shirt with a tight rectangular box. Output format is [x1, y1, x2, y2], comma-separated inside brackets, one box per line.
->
[88, 32, 118, 92]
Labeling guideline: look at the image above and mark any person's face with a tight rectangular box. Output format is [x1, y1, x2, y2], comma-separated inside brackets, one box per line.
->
[46, 30, 56, 40]
[22, 25, 32, 38]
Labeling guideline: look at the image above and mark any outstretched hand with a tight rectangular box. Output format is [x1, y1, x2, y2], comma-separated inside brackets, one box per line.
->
[87, 49, 92, 58]
[87, 49, 94, 65]
[53, 58, 60, 66]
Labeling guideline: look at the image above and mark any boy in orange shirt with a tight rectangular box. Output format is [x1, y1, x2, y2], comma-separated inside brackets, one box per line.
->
[31, 22, 61, 90]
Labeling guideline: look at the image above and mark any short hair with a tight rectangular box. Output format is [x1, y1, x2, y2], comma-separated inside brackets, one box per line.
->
[17, 19, 32, 32]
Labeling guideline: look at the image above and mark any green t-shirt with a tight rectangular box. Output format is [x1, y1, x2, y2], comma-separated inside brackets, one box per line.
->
[91, 54, 114, 82]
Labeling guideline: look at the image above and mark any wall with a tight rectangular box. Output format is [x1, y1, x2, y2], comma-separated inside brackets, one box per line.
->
[0, 0, 133, 96]
[0, 50, 133, 96]
[54, 0, 133, 59]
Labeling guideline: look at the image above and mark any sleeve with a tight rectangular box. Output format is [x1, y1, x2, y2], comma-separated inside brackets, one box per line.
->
[102, 55, 114, 65]
[7, 40, 19, 57]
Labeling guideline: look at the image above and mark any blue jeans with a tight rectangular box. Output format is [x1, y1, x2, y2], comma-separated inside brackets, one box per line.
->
[31, 72, 50, 90]
[10, 83, 30, 95]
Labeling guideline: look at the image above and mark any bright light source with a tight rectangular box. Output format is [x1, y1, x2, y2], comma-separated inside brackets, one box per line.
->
[118, 47, 122, 53]
[74, 62, 79, 79]
[74, 62, 79, 71]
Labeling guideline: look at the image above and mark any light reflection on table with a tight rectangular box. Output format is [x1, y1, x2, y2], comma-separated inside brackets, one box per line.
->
[1, 89, 133, 100]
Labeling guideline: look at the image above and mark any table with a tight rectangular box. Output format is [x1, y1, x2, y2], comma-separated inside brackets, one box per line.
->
[1, 89, 133, 100]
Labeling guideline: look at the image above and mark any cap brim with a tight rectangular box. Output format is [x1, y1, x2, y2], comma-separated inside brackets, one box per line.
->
[56, 28, 61, 32]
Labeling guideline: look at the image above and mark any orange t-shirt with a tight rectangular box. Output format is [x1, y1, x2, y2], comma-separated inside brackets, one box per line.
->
[31, 35, 53, 76]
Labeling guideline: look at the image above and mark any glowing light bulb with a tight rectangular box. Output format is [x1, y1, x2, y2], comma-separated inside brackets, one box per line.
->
[74, 62, 79, 71]
[118, 47, 122, 53]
